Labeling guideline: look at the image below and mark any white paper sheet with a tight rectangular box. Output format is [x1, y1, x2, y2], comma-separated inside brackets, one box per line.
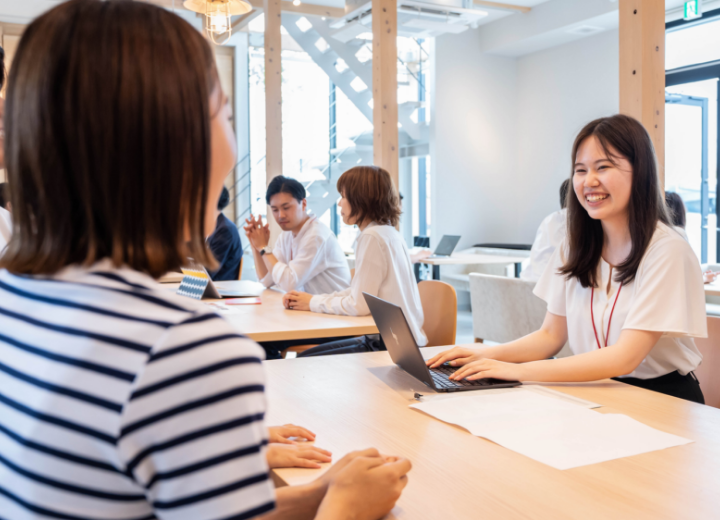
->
[410, 391, 692, 470]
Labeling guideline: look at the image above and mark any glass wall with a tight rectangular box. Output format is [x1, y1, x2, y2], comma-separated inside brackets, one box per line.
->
[666, 11, 720, 264]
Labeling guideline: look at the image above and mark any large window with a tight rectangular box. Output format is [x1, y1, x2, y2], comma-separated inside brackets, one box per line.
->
[666, 9, 720, 264]
[247, 23, 433, 254]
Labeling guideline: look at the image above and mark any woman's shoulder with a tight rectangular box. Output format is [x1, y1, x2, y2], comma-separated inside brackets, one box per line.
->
[642, 222, 699, 268]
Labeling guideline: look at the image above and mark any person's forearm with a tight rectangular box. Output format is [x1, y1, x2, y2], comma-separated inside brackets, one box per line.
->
[262, 253, 279, 274]
[477, 329, 564, 363]
[253, 248, 270, 280]
[517, 345, 637, 382]
[257, 481, 325, 520]
[517, 329, 661, 382]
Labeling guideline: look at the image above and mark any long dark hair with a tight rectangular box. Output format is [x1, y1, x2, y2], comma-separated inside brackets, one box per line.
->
[1, 0, 218, 277]
[559, 115, 671, 288]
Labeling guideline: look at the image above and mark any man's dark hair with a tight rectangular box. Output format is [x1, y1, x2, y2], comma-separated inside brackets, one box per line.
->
[665, 191, 686, 228]
[0, 0, 219, 277]
[266, 175, 306, 205]
[218, 186, 230, 211]
[559, 179, 570, 209]
[0, 183, 8, 210]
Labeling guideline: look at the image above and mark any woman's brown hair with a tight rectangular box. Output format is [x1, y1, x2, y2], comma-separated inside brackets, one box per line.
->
[0, 0, 218, 278]
[337, 166, 401, 227]
[559, 114, 671, 288]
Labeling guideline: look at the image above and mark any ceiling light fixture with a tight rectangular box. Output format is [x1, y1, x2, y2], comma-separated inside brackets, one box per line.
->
[184, 0, 252, 45]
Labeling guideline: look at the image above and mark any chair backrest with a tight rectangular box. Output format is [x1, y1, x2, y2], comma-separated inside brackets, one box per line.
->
[351, 268, 355, 280]
[418, 280, 457, 347]
[693, 316, 720, 408]
[469, 273, 546, 343]
[237, 256, 244, 280]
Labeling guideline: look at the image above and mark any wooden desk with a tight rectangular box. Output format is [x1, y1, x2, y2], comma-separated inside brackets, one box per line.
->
[265, 347, 720, 519]
[704, 282, 720, 297]
[420, 251, 529, 280]
[164, 285, 378, 342]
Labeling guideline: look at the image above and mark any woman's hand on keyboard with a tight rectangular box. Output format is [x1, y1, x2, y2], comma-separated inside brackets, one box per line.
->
[449, 358, 525, 382]
[426, 347, 484, 369]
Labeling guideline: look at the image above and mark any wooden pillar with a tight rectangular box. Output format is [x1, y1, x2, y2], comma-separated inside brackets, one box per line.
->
[372, 0, 399, 190]
[264, 0, 283, 237]
[619, 0, 666, 183]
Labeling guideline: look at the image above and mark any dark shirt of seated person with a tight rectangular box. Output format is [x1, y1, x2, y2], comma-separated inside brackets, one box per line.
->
[0, 2, 410, 519]
[208, 186, 243, 280]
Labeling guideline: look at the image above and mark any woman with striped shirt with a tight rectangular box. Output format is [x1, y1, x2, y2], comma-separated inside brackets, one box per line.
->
[0, 1, 410, 519]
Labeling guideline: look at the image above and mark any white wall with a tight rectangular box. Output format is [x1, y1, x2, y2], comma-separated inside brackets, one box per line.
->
[431, 29, 619, 247]
[514, 29, 619, 242]
[430, 29, 518, 251]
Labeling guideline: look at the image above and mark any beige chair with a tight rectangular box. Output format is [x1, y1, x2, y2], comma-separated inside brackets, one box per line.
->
[418, 280, 457, 347]
[693, 317, 720, 408]
[237, 256, 244, 280]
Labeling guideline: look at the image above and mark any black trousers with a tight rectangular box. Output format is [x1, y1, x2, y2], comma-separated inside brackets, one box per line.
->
[613, 371, 705, 404]
[298, 334, 387, 357]
[259, 336, 350, 360]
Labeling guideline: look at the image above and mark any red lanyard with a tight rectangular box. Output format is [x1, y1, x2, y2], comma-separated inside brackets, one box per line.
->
[590, 283, 622, 349]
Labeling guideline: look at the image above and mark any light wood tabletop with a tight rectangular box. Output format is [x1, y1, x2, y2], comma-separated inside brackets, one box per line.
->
[264, 346, 720, 520]
[704, 282, 720, 297]
[163, 284, 377, 342]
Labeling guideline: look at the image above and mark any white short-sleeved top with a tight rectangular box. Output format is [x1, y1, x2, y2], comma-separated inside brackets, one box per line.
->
[534, 222, 707, 379]
[521, 208, 567, 283]
[0, 206, 11, 252]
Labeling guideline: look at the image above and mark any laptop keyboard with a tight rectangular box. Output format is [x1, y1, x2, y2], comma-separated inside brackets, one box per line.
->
[430, 365, 495, 389]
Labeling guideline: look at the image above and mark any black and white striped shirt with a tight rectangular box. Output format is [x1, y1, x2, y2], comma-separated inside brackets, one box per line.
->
[0, 261, 275, 519]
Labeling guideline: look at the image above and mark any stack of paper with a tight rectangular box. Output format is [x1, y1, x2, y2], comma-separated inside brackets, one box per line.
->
[410, 390, 692, 470]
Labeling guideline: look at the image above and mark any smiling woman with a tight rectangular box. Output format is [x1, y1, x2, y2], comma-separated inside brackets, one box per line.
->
[427, 115, 708, 404]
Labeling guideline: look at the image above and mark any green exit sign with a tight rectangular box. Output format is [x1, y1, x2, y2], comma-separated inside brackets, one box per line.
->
[684, 0, 703, 20]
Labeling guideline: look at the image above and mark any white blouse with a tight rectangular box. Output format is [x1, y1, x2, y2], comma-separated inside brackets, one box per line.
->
[0, 207, 11, 252]
[260, 215, 351, 294]
[310, 222, 428, 346]
[521, 208, 567, 283]
[534, 223, 706, 379]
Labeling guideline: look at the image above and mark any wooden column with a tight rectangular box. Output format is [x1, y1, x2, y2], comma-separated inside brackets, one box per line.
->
[372, 0, 399, 189]
[619, 0, 666, 183]
[264, 0, 283, 237]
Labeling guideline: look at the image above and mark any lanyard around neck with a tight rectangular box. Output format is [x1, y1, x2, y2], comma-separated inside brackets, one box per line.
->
[590, 283, 623, 349]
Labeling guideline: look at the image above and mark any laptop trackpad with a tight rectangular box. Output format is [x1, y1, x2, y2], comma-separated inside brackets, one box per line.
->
[367, 365, 438, 399]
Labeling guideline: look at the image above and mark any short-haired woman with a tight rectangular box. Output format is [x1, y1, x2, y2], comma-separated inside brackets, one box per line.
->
[428, 115, 706, 403]
[0, 1, 410, 518]
[285, 166, 427, 355]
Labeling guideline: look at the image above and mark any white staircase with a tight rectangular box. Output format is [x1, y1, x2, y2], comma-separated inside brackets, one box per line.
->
[282, 13, 431, 217]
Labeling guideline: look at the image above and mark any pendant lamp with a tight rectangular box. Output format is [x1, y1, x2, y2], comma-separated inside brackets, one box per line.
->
[183, 0, 252, 45]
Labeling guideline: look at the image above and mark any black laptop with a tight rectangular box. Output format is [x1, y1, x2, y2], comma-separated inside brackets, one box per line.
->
[364, 293, 521, 392]
[427, 235, 461, 259]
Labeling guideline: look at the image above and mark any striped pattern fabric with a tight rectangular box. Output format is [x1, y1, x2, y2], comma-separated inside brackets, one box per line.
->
[0, 261, 275, 519]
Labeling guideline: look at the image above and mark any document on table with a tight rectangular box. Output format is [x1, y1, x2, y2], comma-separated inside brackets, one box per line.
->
[410, 390, 692, 470]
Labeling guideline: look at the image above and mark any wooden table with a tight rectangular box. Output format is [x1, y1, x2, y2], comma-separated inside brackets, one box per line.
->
[265, 347, 720, 519]
[163, 285, 378, 342]
[420, 251, 529, 280]
[704, 282, 720, 297]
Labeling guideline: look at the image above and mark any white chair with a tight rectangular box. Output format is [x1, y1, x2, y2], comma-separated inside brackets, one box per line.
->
[469, 273, 571, 357]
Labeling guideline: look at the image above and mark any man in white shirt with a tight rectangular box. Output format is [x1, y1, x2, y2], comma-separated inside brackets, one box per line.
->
[521, 180, 569, 283]
[244, 175, 351, 294]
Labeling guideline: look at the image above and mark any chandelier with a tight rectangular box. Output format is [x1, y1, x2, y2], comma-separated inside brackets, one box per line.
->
[183, 0, 252, 45]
